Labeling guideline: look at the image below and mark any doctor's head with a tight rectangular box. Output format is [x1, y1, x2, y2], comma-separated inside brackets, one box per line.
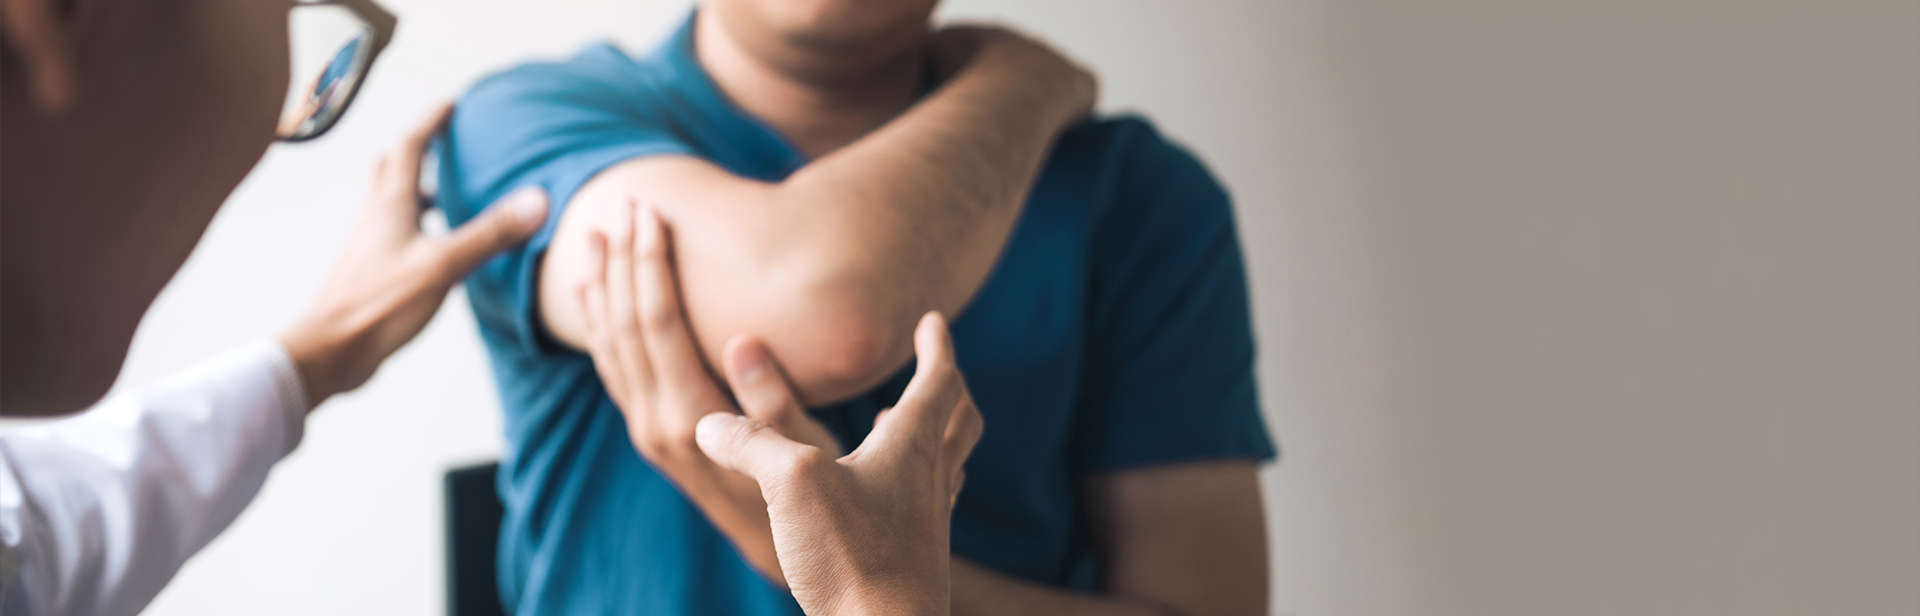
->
[0, 0, 388, 414]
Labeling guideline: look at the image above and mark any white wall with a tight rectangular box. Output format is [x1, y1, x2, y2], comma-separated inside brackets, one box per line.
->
[17, 1, 1914, 615]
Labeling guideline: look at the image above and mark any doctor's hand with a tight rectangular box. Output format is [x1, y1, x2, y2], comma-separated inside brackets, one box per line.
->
[279, 103, 548, 405]
[576, 201, 844, 587]
[698, 312, 983, 616]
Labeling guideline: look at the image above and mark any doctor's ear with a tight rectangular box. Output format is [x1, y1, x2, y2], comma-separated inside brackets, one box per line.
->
[2, 0, 77, 112]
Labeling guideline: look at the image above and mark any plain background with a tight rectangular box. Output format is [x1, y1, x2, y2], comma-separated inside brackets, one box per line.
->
[7, 1, 1913, 614]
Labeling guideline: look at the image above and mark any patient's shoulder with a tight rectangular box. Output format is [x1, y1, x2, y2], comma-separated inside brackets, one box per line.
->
[459, 43, 669, 120]
[1047, 114, 1232, 227]
[1062, 115, 1214, 182]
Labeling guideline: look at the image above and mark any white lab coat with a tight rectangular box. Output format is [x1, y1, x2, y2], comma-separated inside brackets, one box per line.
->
[0, 341, 310, 616]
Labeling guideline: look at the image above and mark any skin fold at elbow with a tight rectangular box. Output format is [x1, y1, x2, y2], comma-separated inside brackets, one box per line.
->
[744, 275, 915, 407]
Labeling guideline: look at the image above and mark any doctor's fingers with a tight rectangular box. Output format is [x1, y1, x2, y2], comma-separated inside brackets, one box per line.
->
[431, 187, 546, 281]
[579, 231, 635, 405]
[694, 413, 828, 487]
[724, 336, 843, 456]
[942, 387, 984, 498]
[630, 205, 727, 417]
[369, 102, 454, 224]
[599, 201, 661, 409]
[858, 312, 965, 463]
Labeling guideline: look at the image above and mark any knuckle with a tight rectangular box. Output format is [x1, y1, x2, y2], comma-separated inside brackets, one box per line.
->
[610, 301, 643, 334]
[614, 326, 644, 350]
[632, 421, 697, 459]
[630, 426, 671, 458]
[423, 250, 466, 281]
[610, 325, 642, 352]
[659, 433, 701, 459]
[639, 294, 679, 332]
[640, 229, 670, 260]
[777, 448, 832, 481]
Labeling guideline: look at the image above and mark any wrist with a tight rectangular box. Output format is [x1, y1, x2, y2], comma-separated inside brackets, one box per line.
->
[833, 580, 946, 616]
[815, 552, 948, 616]
[277, 314, 359, 406]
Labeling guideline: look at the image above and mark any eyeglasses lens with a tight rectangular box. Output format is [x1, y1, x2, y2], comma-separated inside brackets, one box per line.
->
[278, 4, 374, 141]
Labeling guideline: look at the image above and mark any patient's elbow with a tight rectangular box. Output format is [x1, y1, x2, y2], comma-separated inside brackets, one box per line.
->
[775, 279, 915, 407]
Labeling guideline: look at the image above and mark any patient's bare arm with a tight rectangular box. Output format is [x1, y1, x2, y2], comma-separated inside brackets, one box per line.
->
[577, 205, 977, 589]
[538, 28, 1096, 405]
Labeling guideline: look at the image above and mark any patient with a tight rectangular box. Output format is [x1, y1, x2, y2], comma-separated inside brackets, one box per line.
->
[437, 0, 1275, 614]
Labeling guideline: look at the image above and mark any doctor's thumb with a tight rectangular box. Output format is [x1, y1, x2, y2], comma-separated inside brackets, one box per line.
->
[440, 187, 548, 275]
[695, 412, 820, 485]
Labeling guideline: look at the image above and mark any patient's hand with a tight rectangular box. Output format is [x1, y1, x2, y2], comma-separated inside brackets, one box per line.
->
[697, 313, 984, 616]
[576, 201, 841, 586]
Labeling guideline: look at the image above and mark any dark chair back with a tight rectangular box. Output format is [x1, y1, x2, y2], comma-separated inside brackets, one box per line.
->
[445, 462, 508, 616]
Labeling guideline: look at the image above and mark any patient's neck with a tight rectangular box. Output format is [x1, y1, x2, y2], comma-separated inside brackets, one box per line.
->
[694, 10, 926, 160]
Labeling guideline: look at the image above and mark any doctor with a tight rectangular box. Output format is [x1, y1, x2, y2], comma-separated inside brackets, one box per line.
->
[0, 0, 549, 611]
[0, 0, 975, 614]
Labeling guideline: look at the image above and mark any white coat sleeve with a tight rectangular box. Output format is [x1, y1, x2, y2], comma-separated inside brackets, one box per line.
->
[0, 340, 311, 616]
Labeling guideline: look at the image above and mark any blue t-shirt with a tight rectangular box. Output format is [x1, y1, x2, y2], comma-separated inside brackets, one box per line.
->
[438, 15, 1275, 616]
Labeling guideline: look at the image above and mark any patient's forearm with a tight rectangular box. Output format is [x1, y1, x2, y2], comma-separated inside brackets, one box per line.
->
[754, 33, 1093, 397]
[780, 31, 1094, 309]
[540, 33, 1093, 404]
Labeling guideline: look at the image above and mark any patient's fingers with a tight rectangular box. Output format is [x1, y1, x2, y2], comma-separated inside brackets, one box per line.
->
[632, 206, 720, 410]
[695, 413, 821, 485]
[859, 312, 964, 461]
[725, 336, 842, 456]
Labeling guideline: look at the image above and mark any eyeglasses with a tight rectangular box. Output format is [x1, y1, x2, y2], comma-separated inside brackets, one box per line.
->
[276, 0, 396, 142]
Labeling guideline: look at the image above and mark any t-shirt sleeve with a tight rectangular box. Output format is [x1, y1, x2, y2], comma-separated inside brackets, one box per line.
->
[435, 53, 692, 358]
[1073, 119, 1277, 472]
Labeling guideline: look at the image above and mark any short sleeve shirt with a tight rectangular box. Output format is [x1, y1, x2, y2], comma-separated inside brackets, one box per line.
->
[437, 14, 1276, 616]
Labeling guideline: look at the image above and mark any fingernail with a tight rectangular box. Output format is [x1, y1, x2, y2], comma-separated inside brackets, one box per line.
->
[509, 187, 548, 224]
[735, 343, 768, 383]
[696, 412, 742, 440]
